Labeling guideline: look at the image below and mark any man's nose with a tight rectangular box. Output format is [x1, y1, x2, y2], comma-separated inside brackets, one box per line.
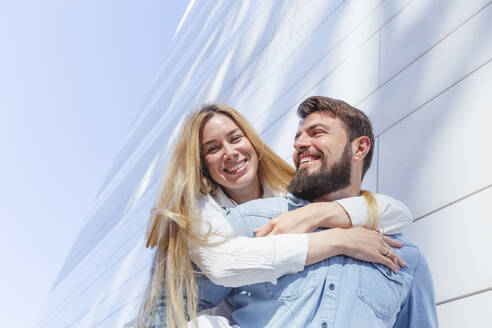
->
[294, 133, 310, 151]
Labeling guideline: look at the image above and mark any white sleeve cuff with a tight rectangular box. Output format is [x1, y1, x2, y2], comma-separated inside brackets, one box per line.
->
[336, 194, 413, 234]
[270, 233, 308, 276]
[336, 196, 368, 228]
[191, 233, 308, 287]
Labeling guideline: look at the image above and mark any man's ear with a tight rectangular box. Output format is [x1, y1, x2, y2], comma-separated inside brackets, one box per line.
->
[352, 136, 371, 162]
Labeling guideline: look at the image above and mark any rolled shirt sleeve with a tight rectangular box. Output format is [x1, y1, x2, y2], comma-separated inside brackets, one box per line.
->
[336, 193, 413, 234]
[190, 195, 308, 287]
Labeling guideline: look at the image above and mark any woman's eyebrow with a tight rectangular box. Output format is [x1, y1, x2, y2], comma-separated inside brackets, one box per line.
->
[227, 128, 240, 136]
[202, 129, 240, 145]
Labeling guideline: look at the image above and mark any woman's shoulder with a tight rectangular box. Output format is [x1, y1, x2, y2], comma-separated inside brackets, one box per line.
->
[195, 193, 234, 237]
[197, 193, 227, 216]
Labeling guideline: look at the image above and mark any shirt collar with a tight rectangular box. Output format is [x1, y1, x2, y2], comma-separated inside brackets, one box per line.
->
[213, 183, 280, 209]
[285, 193, 310, 207]
[213, 187, 237, 209]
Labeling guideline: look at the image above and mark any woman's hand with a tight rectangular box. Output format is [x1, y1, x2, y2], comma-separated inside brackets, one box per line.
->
[254, 202, 351, 236]
[333, 227, 407, 273]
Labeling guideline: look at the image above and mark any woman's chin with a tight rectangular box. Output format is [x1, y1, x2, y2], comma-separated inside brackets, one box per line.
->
[225, 173, 258, 192]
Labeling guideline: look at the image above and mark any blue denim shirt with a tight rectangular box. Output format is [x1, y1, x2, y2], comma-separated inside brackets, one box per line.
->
[222, 195, 438, 327]
[152, 195, 438, 327]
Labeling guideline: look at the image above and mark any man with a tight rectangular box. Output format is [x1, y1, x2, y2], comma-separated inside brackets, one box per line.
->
[223, 96, 437, 327]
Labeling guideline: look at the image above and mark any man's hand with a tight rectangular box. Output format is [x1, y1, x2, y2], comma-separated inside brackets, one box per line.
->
[254, 202, 350, 236]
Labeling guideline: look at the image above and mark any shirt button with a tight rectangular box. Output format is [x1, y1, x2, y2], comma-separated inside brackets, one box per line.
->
[329, 283, 335, 290]
[386, 269, 392, 276]
[321, 321, 328, 328]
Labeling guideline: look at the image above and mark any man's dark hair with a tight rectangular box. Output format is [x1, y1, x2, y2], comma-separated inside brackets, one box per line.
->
[297, 96, 375, 178]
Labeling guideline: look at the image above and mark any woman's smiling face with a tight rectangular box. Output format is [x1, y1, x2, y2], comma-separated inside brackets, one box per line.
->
[201, 113, 260, 198]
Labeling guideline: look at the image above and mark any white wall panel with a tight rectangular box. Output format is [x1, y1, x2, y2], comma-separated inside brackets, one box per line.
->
[243, 48, 338, 133]
[36, 1, 492, 327]
[405, 187, 492, 302]
[240, 0, 386, 131]
[44, 238, 150, 327]
[73, 265, 148, 327]
[380, 0, 490, 83]
[313, 33, 380, 105]
[362, 2, 492, 134]
[337, 0, 412, 62]
[36, 196, 153, 327]
[233, 0, 359, 110]
[437, 291, 492, 328]
[253, 32, 381, 146]
[262, 105, 299, 162]
[378, 61, 492, 219]
[361, 136, 378, 192]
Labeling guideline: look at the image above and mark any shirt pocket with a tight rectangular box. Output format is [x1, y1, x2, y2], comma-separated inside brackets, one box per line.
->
[357, 262, 404, 321]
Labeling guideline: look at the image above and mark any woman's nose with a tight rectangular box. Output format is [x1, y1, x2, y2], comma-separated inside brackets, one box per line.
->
[223, 143, 238, 160]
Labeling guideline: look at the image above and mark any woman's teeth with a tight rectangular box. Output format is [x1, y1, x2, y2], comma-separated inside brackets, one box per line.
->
[226, 160, 246, 172]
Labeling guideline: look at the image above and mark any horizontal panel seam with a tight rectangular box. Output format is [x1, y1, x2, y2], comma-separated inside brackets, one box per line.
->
[414, 183, 492, 222]
[437, 286, 492, 306]
[376, 57, 492, 137]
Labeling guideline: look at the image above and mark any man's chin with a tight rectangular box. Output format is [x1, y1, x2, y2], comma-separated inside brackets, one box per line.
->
[297, 166, 318, 176]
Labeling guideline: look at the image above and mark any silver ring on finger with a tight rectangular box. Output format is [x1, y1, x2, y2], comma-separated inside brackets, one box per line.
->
[384, 248, 392, 257]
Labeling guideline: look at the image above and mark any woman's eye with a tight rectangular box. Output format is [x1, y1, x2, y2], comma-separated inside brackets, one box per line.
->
[206, 146, 219, 154]
[231, 135, 242, 143]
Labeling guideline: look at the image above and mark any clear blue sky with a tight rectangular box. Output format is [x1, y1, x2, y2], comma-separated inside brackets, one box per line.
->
[0, 1, 189, 326]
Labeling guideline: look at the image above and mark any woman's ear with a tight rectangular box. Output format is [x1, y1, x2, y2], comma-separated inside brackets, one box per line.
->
[352, 136, 371, 162]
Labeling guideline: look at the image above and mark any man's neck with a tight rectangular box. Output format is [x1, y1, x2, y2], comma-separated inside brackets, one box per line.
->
[312, 184, 361, 202]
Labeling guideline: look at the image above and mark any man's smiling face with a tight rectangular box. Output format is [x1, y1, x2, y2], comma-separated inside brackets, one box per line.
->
[288, 110, 353, 201]
[292, 111, 350, 174]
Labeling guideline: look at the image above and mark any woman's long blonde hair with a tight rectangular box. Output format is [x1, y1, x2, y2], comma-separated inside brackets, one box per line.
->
[361, 190, 379, 230]
[138, 104, 295, 327]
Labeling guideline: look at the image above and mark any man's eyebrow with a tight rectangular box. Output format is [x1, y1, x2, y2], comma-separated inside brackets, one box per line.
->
[295, 124, 328, 140]
[307, 123, 329, 131]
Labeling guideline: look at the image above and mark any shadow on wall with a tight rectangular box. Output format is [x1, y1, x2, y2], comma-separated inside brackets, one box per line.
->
[56, 1, 492, 327]
[369, 1, 491, 215]
[111, 0, 491, 324]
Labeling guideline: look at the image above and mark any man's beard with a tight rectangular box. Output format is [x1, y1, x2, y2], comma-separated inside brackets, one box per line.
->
[288, 143, 352, 201]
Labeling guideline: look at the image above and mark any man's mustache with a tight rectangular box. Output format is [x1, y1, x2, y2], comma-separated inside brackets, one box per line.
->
[295, 150, 324, 168]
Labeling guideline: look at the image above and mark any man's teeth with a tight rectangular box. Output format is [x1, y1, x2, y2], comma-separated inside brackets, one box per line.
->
[300, 156, 317, 164]
[226, 160, 246, 172]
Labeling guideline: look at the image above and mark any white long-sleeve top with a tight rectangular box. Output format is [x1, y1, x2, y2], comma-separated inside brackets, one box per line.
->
[190, 188, 412, 288]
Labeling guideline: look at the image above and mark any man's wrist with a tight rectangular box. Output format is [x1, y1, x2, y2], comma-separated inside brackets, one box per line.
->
[298, 203, 325, 231]
[311, 202, 351, 229]
[306, 202, 330, 228]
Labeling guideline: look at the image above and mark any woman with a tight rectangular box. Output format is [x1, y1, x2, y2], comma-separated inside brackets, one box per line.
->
[138, 104, 411, 327]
